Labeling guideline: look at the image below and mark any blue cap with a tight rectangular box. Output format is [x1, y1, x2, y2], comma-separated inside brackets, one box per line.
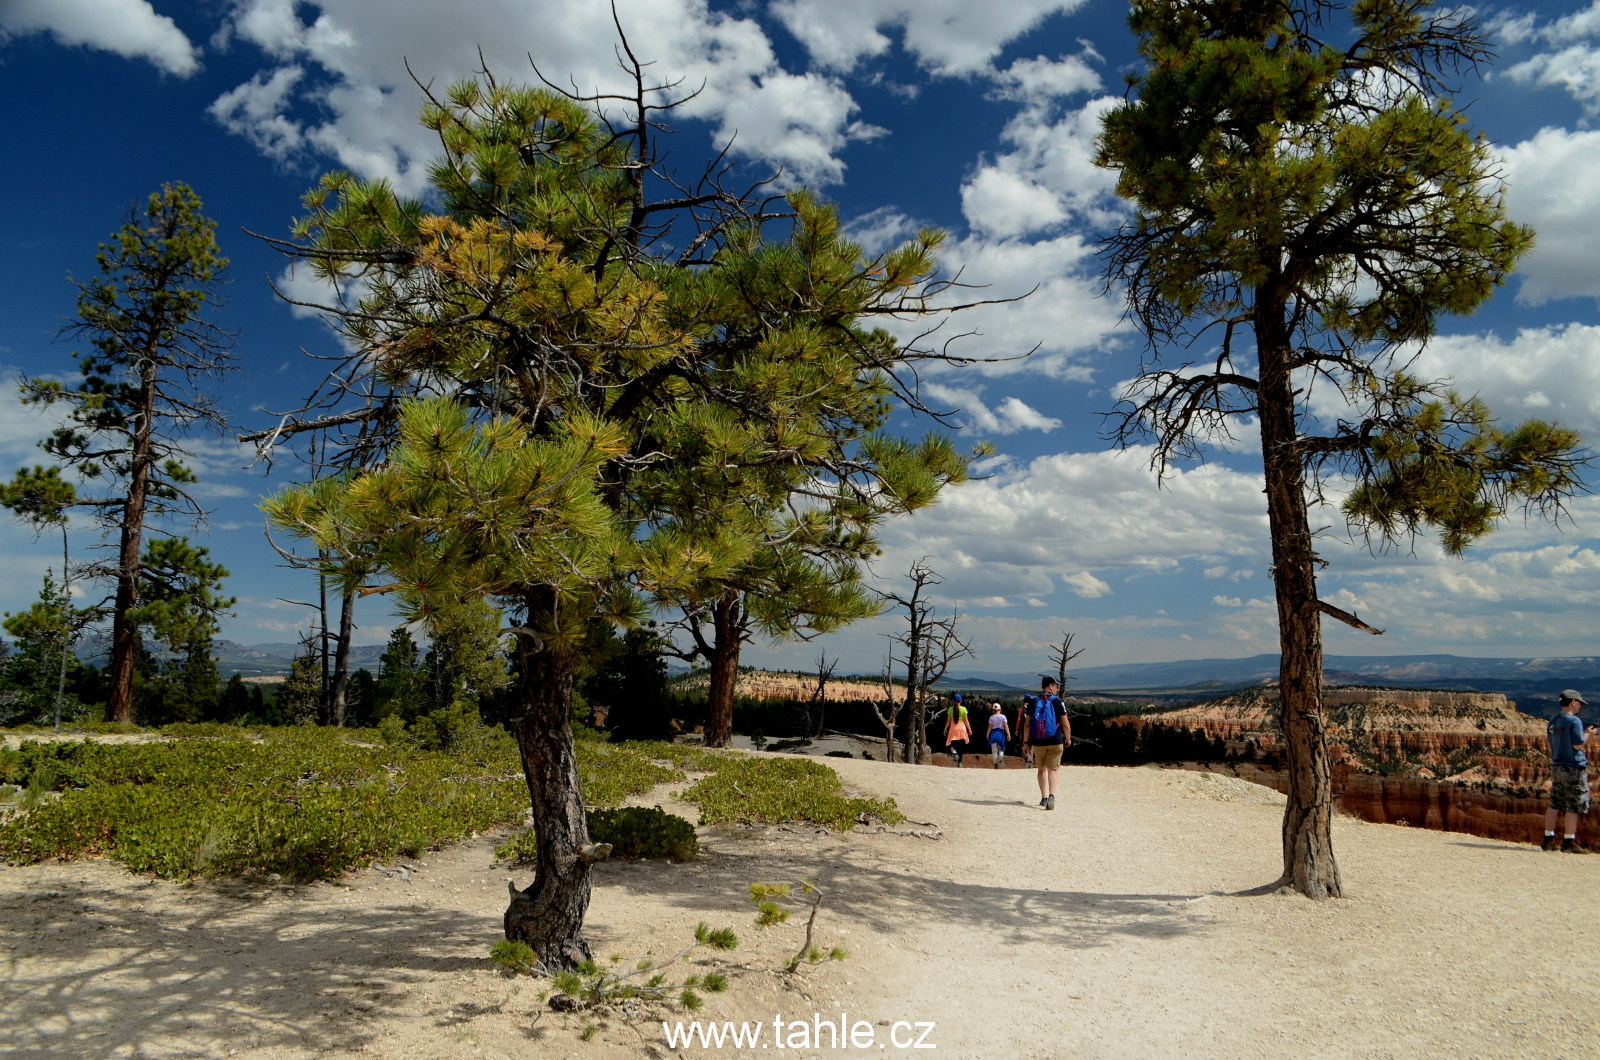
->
[953, 693, 962, 701]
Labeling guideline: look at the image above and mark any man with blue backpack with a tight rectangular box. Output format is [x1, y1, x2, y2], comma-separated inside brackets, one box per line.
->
[1027, 677, 1071, 810]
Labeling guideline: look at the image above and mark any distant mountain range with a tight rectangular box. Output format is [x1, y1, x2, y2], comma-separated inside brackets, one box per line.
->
[937, 653, 1600, 710]
[76, 638, 388, 677]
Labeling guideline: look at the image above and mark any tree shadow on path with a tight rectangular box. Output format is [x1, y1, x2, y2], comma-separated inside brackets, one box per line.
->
[1, 872, 493, 1060]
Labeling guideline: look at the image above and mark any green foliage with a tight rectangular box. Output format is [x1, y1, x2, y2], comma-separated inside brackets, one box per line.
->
[5, 185, 238, 724]
[601, 806, 701, 860]
[494, 805, 699, 865]
[374, 627, 421, 721]
[498, 921, 736, 1011]
[679, 757, 901, 830]
[0, 728, 527, 880]
[1095, 0, 1583, 546]
[490, 939, 539, 975]
[585, 623, 674, 742]
[1, 572, 95, 726]
[0, 732, 731, 880]
[748, 879, 847, 972]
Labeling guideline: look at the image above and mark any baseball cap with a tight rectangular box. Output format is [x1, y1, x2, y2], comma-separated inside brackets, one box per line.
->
[953, 693, 962, 702]
[1561, 688, 1587, 704]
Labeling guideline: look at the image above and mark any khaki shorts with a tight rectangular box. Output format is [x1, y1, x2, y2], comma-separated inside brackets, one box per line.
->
[1034, 743, 1063, 770]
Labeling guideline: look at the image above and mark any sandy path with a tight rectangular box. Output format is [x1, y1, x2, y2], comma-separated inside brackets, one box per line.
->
[2, 756, 1597, 1059]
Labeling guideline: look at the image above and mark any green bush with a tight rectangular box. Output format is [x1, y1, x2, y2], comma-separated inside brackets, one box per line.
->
[495, 806, 700, 863]
[679, 757, 901, 830]
[589, 806, 699, 860]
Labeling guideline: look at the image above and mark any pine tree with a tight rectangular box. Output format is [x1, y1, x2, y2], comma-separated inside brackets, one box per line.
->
[1, 573, 92, 726]
[261, 65, 981, 969]
[1095, 0, 1586, 896]
[2, 185, 237, 722]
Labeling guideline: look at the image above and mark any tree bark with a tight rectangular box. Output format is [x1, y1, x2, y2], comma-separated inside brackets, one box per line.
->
[328, 588, 355, 727]
[702, 596, 742, 748]
[105, 355, 158, 724]
[503, 586, 596, 970]
[1257, 308, 1342, 899]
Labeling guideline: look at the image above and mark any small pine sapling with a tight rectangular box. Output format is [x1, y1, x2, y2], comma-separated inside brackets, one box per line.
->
[491, 922, 736, 1012]
[749, 881, 849, 973]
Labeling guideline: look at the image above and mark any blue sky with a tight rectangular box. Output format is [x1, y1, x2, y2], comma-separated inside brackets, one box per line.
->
[3, 0, 1600, 675]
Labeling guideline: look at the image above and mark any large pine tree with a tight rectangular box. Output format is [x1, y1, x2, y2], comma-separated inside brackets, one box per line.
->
[1095, 0, 1586, 896]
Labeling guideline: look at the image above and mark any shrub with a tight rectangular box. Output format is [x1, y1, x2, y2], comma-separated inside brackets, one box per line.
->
[679, 757, 901, 830]
[495, 806, 700, 863]
[589, 806, 699, 860]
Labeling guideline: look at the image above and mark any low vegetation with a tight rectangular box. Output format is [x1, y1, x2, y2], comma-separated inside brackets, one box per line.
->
[680, 757, 902, 830]
[0, 726, 732, 880]
[0, 723, 900, 880]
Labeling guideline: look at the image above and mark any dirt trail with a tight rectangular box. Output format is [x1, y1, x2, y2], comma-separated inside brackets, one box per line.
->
[2, 755, 1597, 1059]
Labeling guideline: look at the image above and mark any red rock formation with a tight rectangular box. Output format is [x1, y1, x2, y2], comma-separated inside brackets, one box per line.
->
[1130, 689, 1600, 848]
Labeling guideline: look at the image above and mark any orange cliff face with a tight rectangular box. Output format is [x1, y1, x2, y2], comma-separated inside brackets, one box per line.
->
[1120, 688, 1600, 846]
[1116, 687, 1561, 785]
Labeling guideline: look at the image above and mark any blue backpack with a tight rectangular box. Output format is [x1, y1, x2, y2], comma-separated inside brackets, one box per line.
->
[1031, 695, 1060, 741]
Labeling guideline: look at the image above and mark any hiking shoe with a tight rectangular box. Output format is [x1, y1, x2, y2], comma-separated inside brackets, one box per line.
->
[1561, 838, 1590, 854]
[1045, 795, 1056, 811]
[1542, 835, 1561, 851]
[1039, 797, 1048, 808]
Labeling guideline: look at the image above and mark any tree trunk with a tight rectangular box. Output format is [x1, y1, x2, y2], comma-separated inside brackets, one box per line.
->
[54, 524, 71, 731]
[702, 597, 742, 747]
[328, 588, 355, 727]
[1257, 312, 1342, 899]
[504, 586, 596, 970]
[318, 569, 331, 725]
[105, 358, 157, 724]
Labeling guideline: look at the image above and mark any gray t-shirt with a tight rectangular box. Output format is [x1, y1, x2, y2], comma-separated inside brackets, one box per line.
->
[1548, 712, 1587, 768]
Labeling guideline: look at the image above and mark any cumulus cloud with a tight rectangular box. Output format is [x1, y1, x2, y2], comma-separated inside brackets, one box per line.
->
[921, 383, 1062, 435]
[1400, 324, 1600, 438]
[988, 51, 1103, 104]
[960, 95, 1122, 237]
[1, 0, 199, 75]
[1063, 570, 1112, 597]
[1499, 3, 1600, 114]
[1499, 127, 1600, 305]
[922, 231, 1125, 378]
[874, 445, 1270, 606]
[212, 0, 876, 191]
[769, 0, 1087, 76]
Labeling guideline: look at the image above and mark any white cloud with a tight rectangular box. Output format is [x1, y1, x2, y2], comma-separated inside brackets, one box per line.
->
[1499, 3, 1600, 114]
[921, 382, 1062, 434]
[961, 168, 1068, 239]
[1401, 323, 1600, 438]
[1500, 127, 1600, 305]
[1211, 595, 1242, 607]
[959, 95, 1122, 237]
[875, 445, 1270, 606]
[1, 0, 199, 76]
[843, 208, 923, 256]
[209, 66, 306, 159]
[1203, 565, 1229, 579]
[988, 52, 1102, 103]
[923, 231, 1124, 378]
[214, 0, 879, 190]
[1063, 570, 1112, 597]
[769, 0, 1086, 77]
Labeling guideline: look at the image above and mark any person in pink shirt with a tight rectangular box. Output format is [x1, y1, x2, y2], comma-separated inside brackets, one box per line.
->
[943, 694, 972, 767]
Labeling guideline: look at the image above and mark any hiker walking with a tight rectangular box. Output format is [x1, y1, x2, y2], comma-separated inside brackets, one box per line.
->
[1027, 678, 1070, 810]
[1017, 697, 1034, 768]
[1543, 689, 1596, 853]
[986, 702, 1009, 769]
[944, 694, 972, 767]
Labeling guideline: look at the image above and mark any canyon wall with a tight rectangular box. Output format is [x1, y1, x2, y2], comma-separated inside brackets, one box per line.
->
[1126, 689, 1600, 847]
